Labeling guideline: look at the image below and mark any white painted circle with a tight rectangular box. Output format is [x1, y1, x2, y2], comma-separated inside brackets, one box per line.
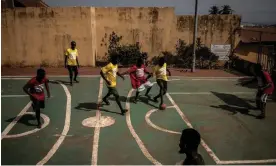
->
[82, 116, 115, 128]
[4, 112, 50, 138]
[145, 106, 181, 135]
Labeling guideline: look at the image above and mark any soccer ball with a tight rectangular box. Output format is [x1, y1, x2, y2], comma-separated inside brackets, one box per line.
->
[160, 104, 166, 110]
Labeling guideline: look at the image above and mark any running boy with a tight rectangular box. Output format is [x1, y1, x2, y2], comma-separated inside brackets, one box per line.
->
[121, 58, 153, 103]
[23, 68, 50, 128]
[179, 128, 205, 165]
[100, 55, 128, 115]
[241, 64, 274, 119]
[153, 57, 171, 108]
[65, 41, 80, 86]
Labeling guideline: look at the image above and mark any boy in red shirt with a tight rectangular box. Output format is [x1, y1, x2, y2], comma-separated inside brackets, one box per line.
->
[122, 58, 153, 103]
[242, 64, 274, 119]
[23, 68, 51, 128]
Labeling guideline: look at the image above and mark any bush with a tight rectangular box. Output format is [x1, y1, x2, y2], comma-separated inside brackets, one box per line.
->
[106, 32, 147, 66]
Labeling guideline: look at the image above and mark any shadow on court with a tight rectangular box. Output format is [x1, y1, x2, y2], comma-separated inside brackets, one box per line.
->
[108, 95, 159, 109]
[75, 102, 122, 115]
[210, 91, 258, 118]
[6, 114, 38, 127]
[50, 80, 71, 85]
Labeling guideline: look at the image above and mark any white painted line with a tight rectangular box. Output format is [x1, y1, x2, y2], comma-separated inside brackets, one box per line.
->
[37, 81, 71, 165]
[166, 93, 221, 164]
[126, 89, 162, 165]
[3, 112, 50, 138]
[1, 95, 29, 98]
[169, 92, 255, 95]
[218, 159, 276, 164]
[1, 101, 32, 140]
[91, 77, 103, 166]
[145, 108, 181, 135]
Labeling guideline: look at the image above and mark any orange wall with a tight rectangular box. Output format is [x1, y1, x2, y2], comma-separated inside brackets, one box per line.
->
[1, 7, 240, 67]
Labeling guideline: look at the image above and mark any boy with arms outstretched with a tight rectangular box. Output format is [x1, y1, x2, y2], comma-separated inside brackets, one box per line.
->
[23, 68, 51, 128]
[100, 55, 128, 115]
[153, 57, 171, 108]
[241, 64, 274, 119]
[121, 58, 153, 103]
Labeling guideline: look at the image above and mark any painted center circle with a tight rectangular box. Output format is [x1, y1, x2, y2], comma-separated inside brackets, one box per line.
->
[82, 116, 115, 128]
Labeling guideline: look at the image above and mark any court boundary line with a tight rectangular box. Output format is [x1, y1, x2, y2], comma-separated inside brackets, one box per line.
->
[1, 95, 29, 98]
[166, 93, 221, 164]
[169, 92, 255, 95]
[167, 93, 276, 165]
[126, 89, 162, 165]
[37, 81, 71, 165]
[91, 77, 103, 165]
[1, 101, 32, 140]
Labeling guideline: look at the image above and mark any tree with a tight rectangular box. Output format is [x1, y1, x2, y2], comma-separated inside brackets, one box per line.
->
[219, 5, 233, 14]
[209, 5, 219, 15]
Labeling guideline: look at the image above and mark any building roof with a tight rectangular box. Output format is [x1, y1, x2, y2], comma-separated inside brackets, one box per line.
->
[237, 27, 276, 43]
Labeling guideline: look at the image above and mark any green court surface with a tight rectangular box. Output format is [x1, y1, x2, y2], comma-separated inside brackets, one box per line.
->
[1, 76, 276, 165]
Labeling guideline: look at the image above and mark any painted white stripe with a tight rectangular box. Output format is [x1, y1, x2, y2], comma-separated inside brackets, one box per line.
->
[166, 93, 221, 164]
[145, 107, 181, 135]
[1, 101, 32, 140]
[3, 112, 50, 138]
[1, 95, 29, 98]
[169, 92, 255, 95]
[37, 81, 71, 165]
[91, 77, 103, 165]
[218, 159, 276, 164]
[126, 89, 162, 165]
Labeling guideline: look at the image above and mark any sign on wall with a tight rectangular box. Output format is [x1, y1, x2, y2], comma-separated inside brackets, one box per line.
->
[211, 44, 231, 61]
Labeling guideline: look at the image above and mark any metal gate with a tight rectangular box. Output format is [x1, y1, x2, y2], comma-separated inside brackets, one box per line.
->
[259, 45, 276, 74]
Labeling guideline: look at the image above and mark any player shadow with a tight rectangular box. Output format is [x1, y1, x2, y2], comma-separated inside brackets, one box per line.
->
[210, 91, 258, 118]
[108, 95, 159, 109]
[49, 80, 71, 85]
[75, 102, 122, 115]
[6, 114, 38, 127]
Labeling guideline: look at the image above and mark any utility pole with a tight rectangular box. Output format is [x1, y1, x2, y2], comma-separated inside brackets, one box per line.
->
[192, 0, 198, 72]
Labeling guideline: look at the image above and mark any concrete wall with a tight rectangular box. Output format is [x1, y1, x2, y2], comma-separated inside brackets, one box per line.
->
[2, 7, 240, 67]
[2, 7, 97, 67]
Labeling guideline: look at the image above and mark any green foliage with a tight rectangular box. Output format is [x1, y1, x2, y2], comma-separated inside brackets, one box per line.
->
[209, 5, 234, 15]
[106, 32, 146, 66]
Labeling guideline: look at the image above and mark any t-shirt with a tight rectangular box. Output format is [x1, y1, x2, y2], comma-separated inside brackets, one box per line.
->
[101, 62, 118, 87]
[183, 154, 205, 165]
[153, 63, 168, 81]
[257, 71, 274, 95]
[28, 77, 48, 101]
[128, 64, 148, 89]
[65, 48, 78, 66]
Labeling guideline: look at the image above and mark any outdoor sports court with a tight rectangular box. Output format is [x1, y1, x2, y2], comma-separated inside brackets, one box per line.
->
[1, 75, 276, 165]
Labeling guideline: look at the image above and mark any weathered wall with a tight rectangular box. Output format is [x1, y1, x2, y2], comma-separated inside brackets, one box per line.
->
[2, 7, 240, 67]
[1, 7, 97, 67]
[95, 7, 175, 61]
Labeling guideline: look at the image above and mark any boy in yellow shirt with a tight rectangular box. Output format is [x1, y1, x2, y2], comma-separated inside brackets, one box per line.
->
[153, 57, 171, 108]
[100, 55, 128, 115]
[65, 41, 80, 86]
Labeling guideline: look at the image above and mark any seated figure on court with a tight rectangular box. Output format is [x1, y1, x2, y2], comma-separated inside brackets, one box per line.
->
[179, 128, 205, 165]
[241, 64, 274, 119]
[121, 58, 153, 103]
[23, 68, 51, 128]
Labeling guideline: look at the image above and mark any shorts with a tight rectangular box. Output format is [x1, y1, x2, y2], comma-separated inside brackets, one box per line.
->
[108, 87, 119, 97]
[31, 97, 45, 109]
[156, 79, 168, 91]
[256, 90, 269, 103]
[137, 81, 153, 92]
[67, 65, 78, 73]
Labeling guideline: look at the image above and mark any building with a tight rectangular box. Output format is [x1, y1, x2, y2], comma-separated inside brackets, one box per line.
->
[233, 27, 276, 73]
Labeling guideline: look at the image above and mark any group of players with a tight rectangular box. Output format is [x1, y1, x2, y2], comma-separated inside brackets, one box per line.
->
[22, 41, 274, 164]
